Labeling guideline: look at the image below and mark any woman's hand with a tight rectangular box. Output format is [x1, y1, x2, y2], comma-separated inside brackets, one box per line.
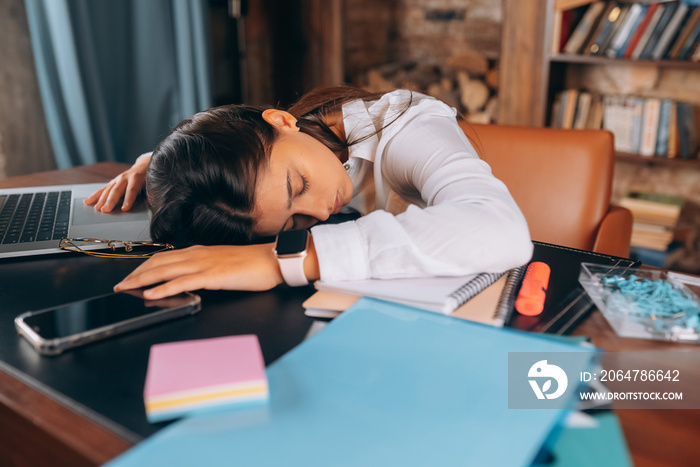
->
[84, 153, 152, 212]
[113, 244, 285, 299]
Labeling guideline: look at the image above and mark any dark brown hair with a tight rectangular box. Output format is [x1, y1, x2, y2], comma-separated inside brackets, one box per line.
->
[146, 86, 407, 247]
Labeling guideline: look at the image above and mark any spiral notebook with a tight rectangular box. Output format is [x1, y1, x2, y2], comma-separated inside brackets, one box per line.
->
[311, 265, 526, 325]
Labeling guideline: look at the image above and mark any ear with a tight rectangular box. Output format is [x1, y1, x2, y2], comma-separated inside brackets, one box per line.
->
[262, 109, 299, 132]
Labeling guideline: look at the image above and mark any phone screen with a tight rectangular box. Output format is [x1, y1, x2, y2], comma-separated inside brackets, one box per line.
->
[21, 292, 195, 340]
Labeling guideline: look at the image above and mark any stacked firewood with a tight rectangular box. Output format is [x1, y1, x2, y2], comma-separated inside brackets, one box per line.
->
[362, 48, 499, 123]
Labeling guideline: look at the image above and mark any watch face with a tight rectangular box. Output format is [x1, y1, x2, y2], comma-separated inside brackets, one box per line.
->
[275, 230, 308, 255]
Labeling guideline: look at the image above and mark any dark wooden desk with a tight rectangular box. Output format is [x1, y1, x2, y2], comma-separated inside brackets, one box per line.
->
[1, 164, 699, 467]
[574, 315, 700, 467]
[0, 164, 135, 466]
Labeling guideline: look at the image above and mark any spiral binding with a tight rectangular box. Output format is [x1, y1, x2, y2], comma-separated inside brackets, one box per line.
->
[492, 264, 528, 326]
[446, 272, 505, 311]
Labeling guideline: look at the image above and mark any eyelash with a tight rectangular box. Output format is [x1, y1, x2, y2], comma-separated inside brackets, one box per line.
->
[288, 175, 309, 230]
[299, 174, 309, 195]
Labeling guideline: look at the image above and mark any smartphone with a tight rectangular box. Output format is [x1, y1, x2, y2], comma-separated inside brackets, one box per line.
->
[15, 291, 201, 355]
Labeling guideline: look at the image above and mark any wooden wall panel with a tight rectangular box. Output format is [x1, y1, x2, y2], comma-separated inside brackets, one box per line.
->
[498, 0, 551, 126]
[303, 0, 344, 89]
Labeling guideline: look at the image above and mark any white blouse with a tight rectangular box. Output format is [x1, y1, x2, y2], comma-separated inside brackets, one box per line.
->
[310, 90, 533, 281]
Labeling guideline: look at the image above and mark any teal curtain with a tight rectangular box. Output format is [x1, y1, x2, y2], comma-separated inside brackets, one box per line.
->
[24, 0, 212, 168]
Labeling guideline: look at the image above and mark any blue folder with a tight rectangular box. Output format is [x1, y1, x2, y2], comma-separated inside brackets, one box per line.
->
[107, 298, 596, 467]
[541, 412, 632, 467]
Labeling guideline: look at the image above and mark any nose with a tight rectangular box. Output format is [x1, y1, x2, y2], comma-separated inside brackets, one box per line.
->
[297, 196, 330, 222]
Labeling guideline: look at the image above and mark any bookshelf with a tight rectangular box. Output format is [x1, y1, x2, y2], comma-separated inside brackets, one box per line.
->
[550, 53, 700, 68]
[616, 151, 700, 166]
[499, 0, 700, 167]
[500, 0, 700, 272]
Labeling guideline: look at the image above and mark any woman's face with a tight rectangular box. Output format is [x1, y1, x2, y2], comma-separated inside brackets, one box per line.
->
[253, 110, 354, 237]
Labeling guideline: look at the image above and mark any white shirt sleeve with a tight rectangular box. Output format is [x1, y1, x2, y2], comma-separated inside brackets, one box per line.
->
[137, 152, 153, 162]
[311, 111, 533, 281]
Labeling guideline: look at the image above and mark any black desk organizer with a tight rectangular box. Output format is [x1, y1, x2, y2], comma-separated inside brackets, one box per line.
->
[506, 241, 640, 335]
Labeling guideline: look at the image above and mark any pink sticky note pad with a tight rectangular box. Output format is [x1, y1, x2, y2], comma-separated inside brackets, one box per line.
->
[144, 335, 268, 422]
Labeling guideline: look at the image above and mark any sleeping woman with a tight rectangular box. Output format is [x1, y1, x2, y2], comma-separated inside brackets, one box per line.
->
[85, 86, 533, 299]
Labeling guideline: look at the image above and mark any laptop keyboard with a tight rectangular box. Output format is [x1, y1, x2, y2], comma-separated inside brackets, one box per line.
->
[0, 191, 71, 244]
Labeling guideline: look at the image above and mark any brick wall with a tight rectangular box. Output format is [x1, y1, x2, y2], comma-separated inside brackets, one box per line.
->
[343, 0, 501, 85]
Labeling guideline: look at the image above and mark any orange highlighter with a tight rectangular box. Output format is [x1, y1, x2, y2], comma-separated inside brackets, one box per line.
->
[515, 262, 551, 316]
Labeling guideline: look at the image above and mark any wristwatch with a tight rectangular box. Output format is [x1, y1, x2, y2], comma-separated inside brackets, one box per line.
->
[274, 229, 310, 286]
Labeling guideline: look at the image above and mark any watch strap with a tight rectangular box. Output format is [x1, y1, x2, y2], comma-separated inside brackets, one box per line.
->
[278, 252, 309, 286]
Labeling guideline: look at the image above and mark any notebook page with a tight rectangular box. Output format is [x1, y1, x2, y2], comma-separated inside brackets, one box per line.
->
[315, 274, 479, 313]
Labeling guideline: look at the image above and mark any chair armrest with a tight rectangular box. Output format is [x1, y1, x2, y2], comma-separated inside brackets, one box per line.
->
[592, 205, 633, 258]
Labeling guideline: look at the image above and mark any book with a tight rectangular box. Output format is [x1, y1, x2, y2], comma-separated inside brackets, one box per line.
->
[639, 2, 679, 59]
[143, 335, 269, 423]
[668, 5, 700, 59]
[553, 8, 565, 54]
[585, 94, 605, 129]
[630, 222, 676, 251]
[678, 13, 700, 58]
[620, 191, 685, 228]
[621, 191, 685, 215]
[314, 269, 508, 315]
[106, 298, 598, 467]
[303, 290, 360, 319]
[693, 39, 700, 60]
[652, 3, 691, 59]
[585, 3, 628, 55]
[610, 3, 649, 58]
[655, 99, 673, 156]
[630, 241, 685, 268]
[639, 98, 661, 156]
[629, 97, 645, 154]
[624, 95, 643, 152]
[563, 2, 607, 54]
[551, 93, 563, 128]
[668, 100, 679, 157]
[602, 3, 632, 52]
[623, 3, 660, 59]
[631, 4, 666, 60]
[307, 265, 527, 327]
[555, 7, 586, 54]
[573, 91, 592, 129]
[602, 94, 619, 141]
[606, 3, 646, 57]
[562, 89, 580, 129]
[450, 270, 522, 326]
[582, 2, 619, 55]
[603, 95, 637, 152]
[677, 101, 698, 158]
[627, 210, 681, 228]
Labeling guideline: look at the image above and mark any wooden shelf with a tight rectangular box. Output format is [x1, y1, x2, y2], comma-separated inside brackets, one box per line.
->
[550, 54, 700, 70]
[615, 152, 700, 168]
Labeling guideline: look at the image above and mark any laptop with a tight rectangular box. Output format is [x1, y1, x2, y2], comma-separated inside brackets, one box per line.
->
[0, 183, 151, 259]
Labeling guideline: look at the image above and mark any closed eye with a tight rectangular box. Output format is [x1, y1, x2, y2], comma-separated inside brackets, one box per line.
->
[299, 174, 309, 196]
[282, 174, 310, 231]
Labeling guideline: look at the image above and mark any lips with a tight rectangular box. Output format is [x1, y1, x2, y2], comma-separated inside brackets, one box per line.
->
[331, 192, 344, 215]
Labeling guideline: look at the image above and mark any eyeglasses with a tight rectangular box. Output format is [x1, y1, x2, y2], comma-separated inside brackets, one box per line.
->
[59, 237, 175, 258]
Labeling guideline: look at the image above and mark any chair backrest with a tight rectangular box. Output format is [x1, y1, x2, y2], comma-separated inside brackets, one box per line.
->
[460, 122, 615, 252]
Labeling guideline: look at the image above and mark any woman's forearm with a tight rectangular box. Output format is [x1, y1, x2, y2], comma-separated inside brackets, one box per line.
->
[303, 234, 321, 282]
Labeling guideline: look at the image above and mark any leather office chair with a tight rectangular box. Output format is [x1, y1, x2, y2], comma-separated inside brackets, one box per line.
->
[460, 122, 633, 258]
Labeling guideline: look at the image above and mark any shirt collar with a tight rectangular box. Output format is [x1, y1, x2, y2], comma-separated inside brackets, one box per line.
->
[342, 99, 379, 163]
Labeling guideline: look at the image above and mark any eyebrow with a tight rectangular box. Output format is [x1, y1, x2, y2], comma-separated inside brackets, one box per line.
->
[286, 169, 293, 210]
